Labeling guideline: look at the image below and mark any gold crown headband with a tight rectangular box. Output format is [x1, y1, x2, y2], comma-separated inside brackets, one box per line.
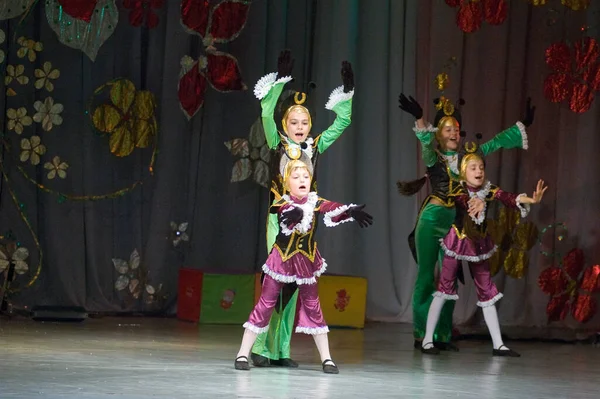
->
[282, 92, 312, 134]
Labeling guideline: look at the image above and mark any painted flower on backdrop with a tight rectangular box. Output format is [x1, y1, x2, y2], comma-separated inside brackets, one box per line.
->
[33, 97, 64, 131]
[543, 37, 600, 113]
[225, 118, 270, 188]
[538, 248, 600, 323]
[6, 107, 33, 134]
[5, 64, 29, 96]
[123, 0, 165, 29]
[0, 244, 30, 275]
[34, 62, 61, 92]
[444, 0, 508, 33]
[177, 0, 250, 119]
[44, 156, 69, 179]
[91, 79, 157, 157]
[16, 36, 43, 62]
[170, 222, 189, 247]
[113, 248, 142, 297]
[20, 136, 46, 166]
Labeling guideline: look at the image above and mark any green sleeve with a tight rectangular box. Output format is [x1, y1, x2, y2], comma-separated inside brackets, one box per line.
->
[316, 97, 353, 153]
[260, 81, 288, 150]
[414, 124, 438, 167]
[480, 122, 528, 157]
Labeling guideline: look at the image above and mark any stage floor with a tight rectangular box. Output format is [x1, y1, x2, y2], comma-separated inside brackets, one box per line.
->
[0, 317, 598, 398]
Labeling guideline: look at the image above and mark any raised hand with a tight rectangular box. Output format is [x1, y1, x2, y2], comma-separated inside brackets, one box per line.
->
[522, 97, 536, 127]
[530, 179, 548, 204]
[398, 93, 423, 120]
[277, 49, 294, 79]
[341, 61, 354, 93]
[348, 204, 373, 228]
[280, 207, 303, 226]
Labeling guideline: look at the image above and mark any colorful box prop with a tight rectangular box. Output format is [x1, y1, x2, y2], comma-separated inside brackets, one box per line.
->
[199, 273, 255, 324]
[177, 268, 204, 322]
[318, 275, 367, 329]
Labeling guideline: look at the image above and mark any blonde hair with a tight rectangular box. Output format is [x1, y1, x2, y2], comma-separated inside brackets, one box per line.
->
[435, 116, 459, 144]
[282, 105, 312, 134]
[283, 160, 312, 191]
[459, 153, 484, 181]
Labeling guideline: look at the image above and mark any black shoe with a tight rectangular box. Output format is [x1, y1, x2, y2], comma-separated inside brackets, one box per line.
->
[492, 345, 521, 357]
[420, 343, 440, 355]
[250, 353, 271, 367]
[434, 341, 460, 352]
[234, 356, 250, 370]
[322, 359, 339, 374]
[413, 339, 422, 349]
[271, 358, 299, 368]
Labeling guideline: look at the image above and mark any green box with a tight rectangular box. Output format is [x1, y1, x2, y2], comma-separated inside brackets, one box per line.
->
[199, 274, 255, 324]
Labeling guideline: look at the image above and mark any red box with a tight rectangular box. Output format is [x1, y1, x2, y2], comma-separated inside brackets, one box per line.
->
[177, 268, 204, 322]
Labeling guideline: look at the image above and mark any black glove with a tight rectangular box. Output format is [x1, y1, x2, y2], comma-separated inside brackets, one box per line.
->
[348, 204, 373, 228]
[522, 97, 536, 127]
[398, 93, 423, 120]
[281, 207, 303, 227]
[341, 61, 354, 93]
[277, 49, 294, 79]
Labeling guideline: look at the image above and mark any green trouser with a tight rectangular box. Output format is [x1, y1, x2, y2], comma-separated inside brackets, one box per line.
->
[251, 212, 298, 360]
[413, 203, 456, 343]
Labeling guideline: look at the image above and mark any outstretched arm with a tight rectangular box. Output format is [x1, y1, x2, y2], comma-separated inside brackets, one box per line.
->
[480, 98, 536, 156]
[254, 50, 295, 149]
[398, 94, 437, 167]
[316, 61, 355, 153]
[320, 201, 373, 228]
[494, 180, 547, 218]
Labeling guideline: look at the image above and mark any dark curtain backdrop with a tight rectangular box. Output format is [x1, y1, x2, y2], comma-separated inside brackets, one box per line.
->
[0, 0, 598, 336]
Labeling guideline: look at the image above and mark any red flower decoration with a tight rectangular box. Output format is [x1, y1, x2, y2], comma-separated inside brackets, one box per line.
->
[538, 249, 600, 323]
[445, 0, 508, 33]
[123, 0, 164, 29]
[178, 0, 249, 119]
[543, 37, 600, 113]
[57, 0, 99, 23]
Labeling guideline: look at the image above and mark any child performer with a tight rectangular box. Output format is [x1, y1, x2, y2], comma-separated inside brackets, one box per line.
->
[235, 160, 373, 374]
[397, 93, 535, 351]
[251, 49, 355, 367]
[420, 134, 547, 357]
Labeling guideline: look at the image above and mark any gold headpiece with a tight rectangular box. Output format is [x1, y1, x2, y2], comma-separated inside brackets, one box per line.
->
[282, 91, 312, 134]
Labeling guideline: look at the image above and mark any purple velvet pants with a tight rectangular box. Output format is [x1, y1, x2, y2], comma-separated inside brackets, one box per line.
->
[438, 255, 502, 307]
[244, 274, 329, 335]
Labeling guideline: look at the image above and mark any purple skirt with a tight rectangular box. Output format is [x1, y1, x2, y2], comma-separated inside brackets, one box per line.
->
[440, 228, 497, 262]
[262, 248, 327, 285]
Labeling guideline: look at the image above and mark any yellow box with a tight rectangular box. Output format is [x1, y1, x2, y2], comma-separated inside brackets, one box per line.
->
[318, 275, 367, 329]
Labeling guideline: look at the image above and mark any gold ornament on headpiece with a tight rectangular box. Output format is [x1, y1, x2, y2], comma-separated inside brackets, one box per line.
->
[282, 91, 312, 134]
[465, 141, 477, 153]
[434, 57, 459, 117]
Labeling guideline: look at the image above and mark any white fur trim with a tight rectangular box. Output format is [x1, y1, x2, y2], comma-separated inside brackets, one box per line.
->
[433, 291, 459, 301]
[477, 293, 504, 308]
[323, 203, 357, 227]
[261, 259, 327, 286]
[295, 326, 329, 335]
[440, 240, 498, 262]
[243, 322, 269, 334]
[467, 180, 492, 225]
[253, 73, 292, 100]
[280, 192, 319, 234]
[413, 122, 437, 133]
[515, 193, 531, 218]
[516, 121, 528, 150]
[442, 153, 459, 175]
[324, 86, 354, 110]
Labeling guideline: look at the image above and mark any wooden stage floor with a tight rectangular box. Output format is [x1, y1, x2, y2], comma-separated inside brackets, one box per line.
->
[0, 317, 598, 398]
